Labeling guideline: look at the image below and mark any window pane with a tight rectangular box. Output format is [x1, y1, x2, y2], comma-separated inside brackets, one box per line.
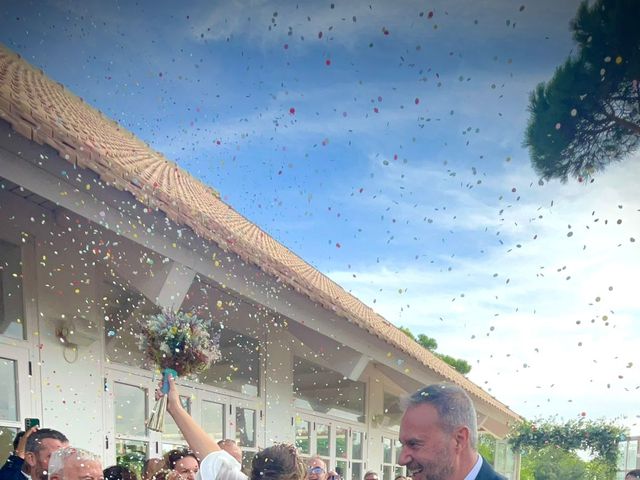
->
[293, 357, 366, 423]
[336, 460, 347, 479]
[383, 466, 392, 480]
[394, 467, 404, 478]
[295, 417, 310, 454]
[335, 427, 347, 459]
[316, 423, 330, 457]
[0, 239, 25, 340]
[0, 358, 18, 421]
[116, 439, 147, 478]
[164, 396, 191, 443]
[351, 462, 362, 480]
[114, 382, 147, 436]
[352, 431, 363, 460]
[0, 427, 18, 465]
[394, 440, 402, 465]
[627, 440, 638, 469]
[202, 401, 225, 441]
[197, 328, 260, 396]
[236, 407, 256, 447]
[382, 437, 392, 464]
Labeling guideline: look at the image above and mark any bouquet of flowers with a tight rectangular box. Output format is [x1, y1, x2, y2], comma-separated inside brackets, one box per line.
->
[138, 309, 221, 431]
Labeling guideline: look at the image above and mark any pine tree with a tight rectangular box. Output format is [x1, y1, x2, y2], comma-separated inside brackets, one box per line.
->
[525, 0, 640, 182]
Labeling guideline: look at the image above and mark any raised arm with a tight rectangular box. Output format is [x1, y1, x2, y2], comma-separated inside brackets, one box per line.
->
[162, 375, 221, 460]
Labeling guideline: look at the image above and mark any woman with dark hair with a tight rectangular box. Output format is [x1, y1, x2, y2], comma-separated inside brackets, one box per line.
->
[103, 465, 138, 480]
[142, 459, 165, 480]
[166, 449, 199, 480]
[156, 375, 304, 480]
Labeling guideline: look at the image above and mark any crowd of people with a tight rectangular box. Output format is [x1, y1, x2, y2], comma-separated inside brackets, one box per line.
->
[6, 381, 636, 480]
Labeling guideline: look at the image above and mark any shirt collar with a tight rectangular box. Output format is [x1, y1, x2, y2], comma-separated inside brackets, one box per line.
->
[464, 454, 483, 480]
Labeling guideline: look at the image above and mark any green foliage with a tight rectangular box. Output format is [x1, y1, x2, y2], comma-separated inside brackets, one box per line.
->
[416, 333, 438, 351]
[524, 0, 640, 182]
[508, 417, 627, 479]
[478, 434, 496, 466]
[434, 353, 471, 375]
[521, 446, 586, 480]
[399, 326, 471, 374]
[398, 326, 416, 341]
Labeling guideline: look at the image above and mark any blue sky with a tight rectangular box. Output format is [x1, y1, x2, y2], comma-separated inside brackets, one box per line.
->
[2, 0, 639, 434]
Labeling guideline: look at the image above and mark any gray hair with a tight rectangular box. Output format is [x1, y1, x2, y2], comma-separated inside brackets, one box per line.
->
[306, 456, 327, 468]
[48, 447, 102, 479]
[403, 383, 478, 449]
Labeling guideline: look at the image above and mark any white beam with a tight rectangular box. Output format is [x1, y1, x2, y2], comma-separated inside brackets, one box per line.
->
[155, 262, 196, 311]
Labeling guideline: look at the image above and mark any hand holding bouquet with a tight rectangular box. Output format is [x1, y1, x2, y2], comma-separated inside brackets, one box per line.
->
[138, 310, 221, 431]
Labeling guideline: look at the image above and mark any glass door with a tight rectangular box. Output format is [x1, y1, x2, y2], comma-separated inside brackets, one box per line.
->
[294, 412, 366, 480]
[104, 371, 156, 476]
[381, 435, 404, 480]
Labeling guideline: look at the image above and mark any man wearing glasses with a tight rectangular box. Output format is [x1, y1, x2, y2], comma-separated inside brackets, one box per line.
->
[307, 458, 340, 480]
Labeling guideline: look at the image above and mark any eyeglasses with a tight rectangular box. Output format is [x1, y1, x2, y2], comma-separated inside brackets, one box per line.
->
[307, 467, 326, 475]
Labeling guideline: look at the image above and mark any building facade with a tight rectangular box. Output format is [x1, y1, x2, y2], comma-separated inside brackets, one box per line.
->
[0, 44, 520, 479]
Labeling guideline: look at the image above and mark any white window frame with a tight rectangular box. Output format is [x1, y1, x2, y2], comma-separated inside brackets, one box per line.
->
[380, 434, 405, 480]
[294, 411, 368, 480]
[104, 365, 264, 467]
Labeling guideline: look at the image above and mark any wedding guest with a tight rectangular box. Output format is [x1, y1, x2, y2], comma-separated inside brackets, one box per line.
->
[167, 450, 199, 480]
[0, 428, 33, 480]
[1, 429, 69, 480]
[48, 447, 102, 480]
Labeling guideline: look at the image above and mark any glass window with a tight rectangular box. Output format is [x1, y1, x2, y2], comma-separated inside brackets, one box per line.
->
[116, 439, 147, 478]
[236, 407, 256, 448]
[202, 400, 225, 442]
[352, 431, 363, 460]
[164, 396, 191, 444]
[351, 462, 362, 480]
[382, 437, 392, 464]
[0, 427, 18, 465]
[293, 357, 366, 423]
[627, 440, 638, 470]
[316, 423, 330, 457]
[0, 239, 25, 340]
[198, 328, 260, 396]
[336, 460, 347, 478]
[0, 358, 18, 421]
[114, 383, 147, 437]
[394, 440, 402, 468]
[335, 427, 347, 459]
[381, 436, 402, 480]
[295, 417, 310, 455]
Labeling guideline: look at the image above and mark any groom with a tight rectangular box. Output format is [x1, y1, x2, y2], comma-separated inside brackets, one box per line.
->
[398, 383, 507, 480]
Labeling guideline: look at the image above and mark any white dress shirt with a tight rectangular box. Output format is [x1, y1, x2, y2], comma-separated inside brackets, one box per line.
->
[464, 454, 483, 480]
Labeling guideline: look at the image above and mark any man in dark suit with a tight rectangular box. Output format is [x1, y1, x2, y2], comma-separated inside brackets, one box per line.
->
[398, 384, 507, 480]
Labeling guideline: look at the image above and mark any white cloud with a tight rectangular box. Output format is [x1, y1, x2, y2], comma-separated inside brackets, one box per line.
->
[326, 158, 640, 433]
